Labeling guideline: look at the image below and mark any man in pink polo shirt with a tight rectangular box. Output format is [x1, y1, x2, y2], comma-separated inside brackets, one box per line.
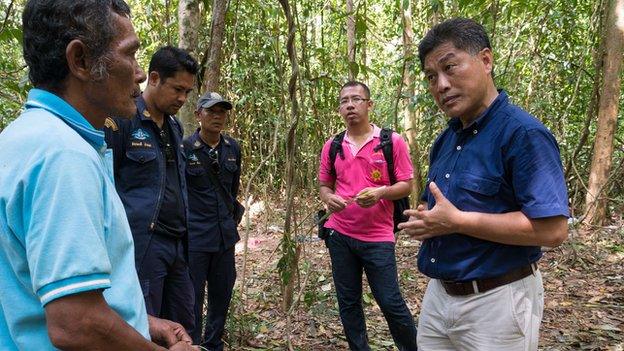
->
[318, 81, 418, 350]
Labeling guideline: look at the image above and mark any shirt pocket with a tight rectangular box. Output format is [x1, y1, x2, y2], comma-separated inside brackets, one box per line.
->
[221, 160, 238, 188]
[124, 149, 158, 184]
[455, 172, 501, 211]
[186, 165, 210, 190]
[126, 149, 157, 164]
[366, 153, 388, 185]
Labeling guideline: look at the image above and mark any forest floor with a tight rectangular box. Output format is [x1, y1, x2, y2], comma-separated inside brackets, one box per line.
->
[220, 203, 624, 351]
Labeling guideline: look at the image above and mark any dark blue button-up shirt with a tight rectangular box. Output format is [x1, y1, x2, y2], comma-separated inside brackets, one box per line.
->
[184, 131, 241, 252]
[418, 91, 569, 281]
[104, 95, 189, 268]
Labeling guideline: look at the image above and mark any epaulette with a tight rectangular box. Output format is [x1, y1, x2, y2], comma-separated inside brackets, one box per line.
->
[104, 117, 118, 131]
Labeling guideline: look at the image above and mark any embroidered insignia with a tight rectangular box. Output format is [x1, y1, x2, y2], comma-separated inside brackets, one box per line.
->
[104, 117, 118, 131]
[371, 169, 382, 182]
[189, 153, 199, 162]
[131, 128, 149, 140]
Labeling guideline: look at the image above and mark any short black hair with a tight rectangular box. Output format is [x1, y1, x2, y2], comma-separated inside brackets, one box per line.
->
[148, 46, 199, 81]
[418, 18, 491, 70]
[339, 81, 371, 99]
[22, 0, 131, 91]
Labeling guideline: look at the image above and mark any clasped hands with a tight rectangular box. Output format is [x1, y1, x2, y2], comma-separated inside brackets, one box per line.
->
[398, 181, 462, 241]
[148, 315, 198, 350]
[325, 186, 387, 212]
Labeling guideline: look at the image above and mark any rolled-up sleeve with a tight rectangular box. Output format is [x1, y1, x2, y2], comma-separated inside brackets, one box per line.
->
[507, 127, 569, 219]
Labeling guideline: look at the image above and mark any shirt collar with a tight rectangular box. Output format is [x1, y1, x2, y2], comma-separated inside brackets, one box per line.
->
[448, 90, 508, 133]
[189, 129, 229, 150]
[24, 88, 106, 153]
[344, 124, 381, 145]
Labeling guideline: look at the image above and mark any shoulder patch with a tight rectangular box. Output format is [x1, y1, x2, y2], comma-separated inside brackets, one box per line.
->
[104, 117, 118, 131]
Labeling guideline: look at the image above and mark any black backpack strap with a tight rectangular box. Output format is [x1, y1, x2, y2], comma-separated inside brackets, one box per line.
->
[375, 128, 396, 184]
[329, 130, 346, 177]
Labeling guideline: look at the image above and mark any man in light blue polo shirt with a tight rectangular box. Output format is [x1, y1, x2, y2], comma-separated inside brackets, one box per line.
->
[0, 0, 195, 350]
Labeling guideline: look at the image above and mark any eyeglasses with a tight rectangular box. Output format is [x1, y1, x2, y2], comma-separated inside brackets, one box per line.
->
[339, 97, 370, 106]
[207, 148, 220, 174]
[158, 128, 175, 162]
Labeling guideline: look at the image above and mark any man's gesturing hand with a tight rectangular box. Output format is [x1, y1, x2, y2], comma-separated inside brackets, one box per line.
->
[398, 182, 462, 240]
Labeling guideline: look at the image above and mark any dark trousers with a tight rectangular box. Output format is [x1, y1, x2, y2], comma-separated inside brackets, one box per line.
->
[188, 247, 236, 350]
[138, 234, 195, 332]
[326, 230, 418, 351]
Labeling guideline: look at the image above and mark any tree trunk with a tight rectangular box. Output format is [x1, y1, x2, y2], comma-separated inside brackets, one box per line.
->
[583, 0, 624, 225]
[401, 0, 423, 199]
[278, 0, 301, 313]
[361, 2, 367, 82]
[177, 0, 202, 135]
[203, 0, 229, 93]
[347, 0, 356, 80]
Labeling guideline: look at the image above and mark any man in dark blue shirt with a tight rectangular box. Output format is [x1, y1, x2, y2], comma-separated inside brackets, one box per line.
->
[183, 92, 242, 350]
[105, 46, 198, 333]
[399, 18, 569, 350]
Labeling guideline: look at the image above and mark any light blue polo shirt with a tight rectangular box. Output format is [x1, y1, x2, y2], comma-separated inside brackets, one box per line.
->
[0, 89, 150, 349]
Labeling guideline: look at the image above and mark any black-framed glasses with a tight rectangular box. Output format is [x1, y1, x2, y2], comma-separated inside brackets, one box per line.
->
[339, 97, 370, 106]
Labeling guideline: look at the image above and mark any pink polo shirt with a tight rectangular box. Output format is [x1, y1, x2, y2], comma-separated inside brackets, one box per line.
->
[319, 125, 414, 242]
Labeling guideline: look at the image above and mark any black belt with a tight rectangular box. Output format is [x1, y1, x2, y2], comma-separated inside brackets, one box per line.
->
[441, 262, 538, 296]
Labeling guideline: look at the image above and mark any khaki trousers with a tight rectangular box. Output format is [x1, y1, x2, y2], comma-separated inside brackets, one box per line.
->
[417, 271, 544, 351]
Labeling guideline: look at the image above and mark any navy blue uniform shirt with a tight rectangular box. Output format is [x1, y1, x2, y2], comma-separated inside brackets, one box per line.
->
[184, 130, 241, 252]
[418, 91, 569, 281]
[104, 95, 189, 268]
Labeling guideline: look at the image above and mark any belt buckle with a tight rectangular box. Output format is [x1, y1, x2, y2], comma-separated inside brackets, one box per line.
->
[471, 280, 480, 294]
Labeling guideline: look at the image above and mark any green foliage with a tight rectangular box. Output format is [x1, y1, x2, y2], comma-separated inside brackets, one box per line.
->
[1, 0, 623, 216]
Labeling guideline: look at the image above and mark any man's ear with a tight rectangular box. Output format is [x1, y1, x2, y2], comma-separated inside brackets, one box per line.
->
[148, 71, 161, 86]
[479, 48, 494, 75]
[66, 39, 90, 82]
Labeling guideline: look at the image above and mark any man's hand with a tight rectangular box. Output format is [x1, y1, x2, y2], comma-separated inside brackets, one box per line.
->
[169, 341, 199, 351]
[325, 193, 349, 213]
[148, 315, 192, 347]
[398, 182, 461, 240]
[355, 186, 386, 208]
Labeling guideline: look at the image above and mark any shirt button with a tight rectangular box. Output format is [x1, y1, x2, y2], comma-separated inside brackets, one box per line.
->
[473, 129, 478, 135]
[430, 258, 436, 263]
[456, 145, 462, 151]
[445, 173, 450, 179]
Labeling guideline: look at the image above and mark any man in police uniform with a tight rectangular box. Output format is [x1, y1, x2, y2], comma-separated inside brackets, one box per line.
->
[183, 92, 242, 350]
[105, 46, 198, 332]
[399, 18, 568, 350]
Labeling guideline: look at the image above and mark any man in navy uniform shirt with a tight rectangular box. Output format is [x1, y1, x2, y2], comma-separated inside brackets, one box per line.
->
[105, 46, 198, 332]
[183, 92, 242, 350]
[399, 18, 569, 350]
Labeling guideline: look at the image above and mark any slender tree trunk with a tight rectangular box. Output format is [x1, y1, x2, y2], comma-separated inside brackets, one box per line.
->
[278, 0, 301, 313]
[401, 0, 423, 199]
[177, 0, 202, 135]
[361, 2, 367, 82]
[584, 0, 624, 225]
[347, 0, 356, 80]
